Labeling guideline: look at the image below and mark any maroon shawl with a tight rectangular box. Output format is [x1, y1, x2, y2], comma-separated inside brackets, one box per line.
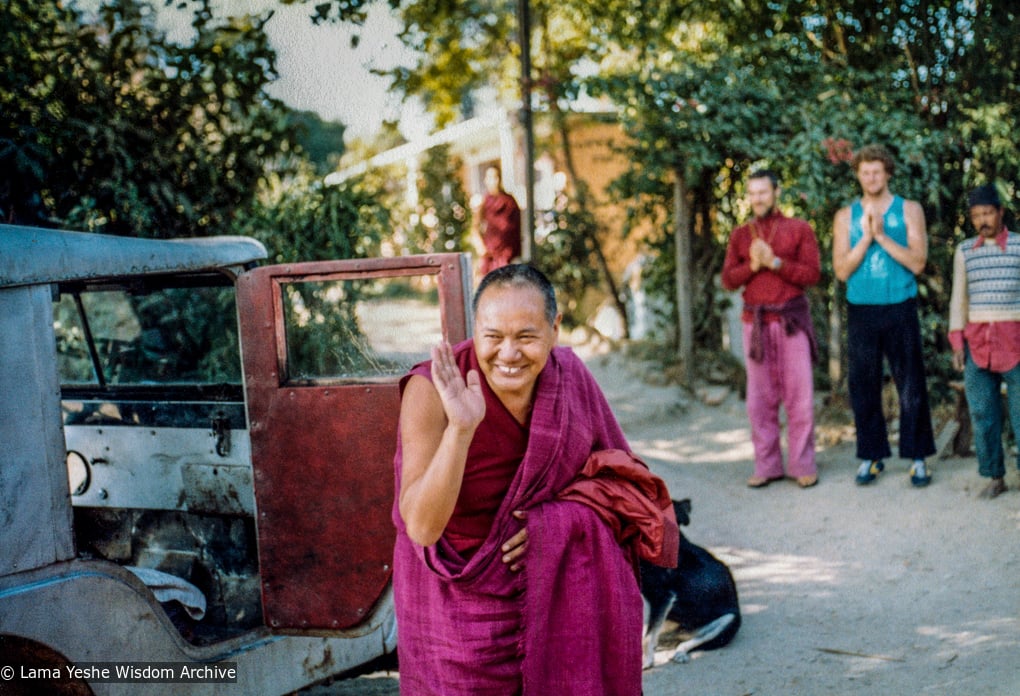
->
[745, 293, 818, 364]
[559, 448, 679, 572]
[479, 191, 522, 273]
[392, 341, 672, 695]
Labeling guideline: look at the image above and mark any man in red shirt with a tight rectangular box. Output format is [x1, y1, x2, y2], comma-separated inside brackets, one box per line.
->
[948, 184, 1020, 499]
[722, 170, 821, 488]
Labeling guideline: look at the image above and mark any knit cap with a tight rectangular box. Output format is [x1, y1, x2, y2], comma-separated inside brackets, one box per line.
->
[968, 184, 1001, 208]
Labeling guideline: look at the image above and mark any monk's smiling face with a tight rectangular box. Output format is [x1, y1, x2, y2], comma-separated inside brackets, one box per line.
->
[473, 283, 560, 404]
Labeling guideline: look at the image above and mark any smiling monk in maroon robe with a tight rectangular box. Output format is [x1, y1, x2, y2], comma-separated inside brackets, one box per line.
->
[392, 265, 676, 695]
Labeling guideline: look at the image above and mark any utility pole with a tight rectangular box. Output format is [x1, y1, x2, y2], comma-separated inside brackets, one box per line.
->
[674, 168, 693, 387]
[516, 0, 536, 263]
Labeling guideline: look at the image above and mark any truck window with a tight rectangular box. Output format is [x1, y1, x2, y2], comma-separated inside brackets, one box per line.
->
[55, 279, 241, 388]
[281, 273, 444, 383]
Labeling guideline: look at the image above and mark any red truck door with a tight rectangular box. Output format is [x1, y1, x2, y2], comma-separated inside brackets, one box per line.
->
[237, 254, 472, 630]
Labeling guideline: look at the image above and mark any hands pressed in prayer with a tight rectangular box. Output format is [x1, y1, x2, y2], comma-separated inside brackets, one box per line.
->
[862, 204, 885, 242]
[750, 237, 776, 271]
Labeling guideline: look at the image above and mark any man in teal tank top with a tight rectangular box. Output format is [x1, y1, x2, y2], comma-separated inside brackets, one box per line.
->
[832, 144, 936, 487]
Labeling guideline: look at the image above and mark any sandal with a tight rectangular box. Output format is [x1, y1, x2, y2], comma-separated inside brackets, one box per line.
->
[747, 475, 782, 488]
[796, 474, 818, 488]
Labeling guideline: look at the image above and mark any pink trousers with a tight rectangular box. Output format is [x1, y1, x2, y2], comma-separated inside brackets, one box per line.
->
[742, 320, 817, 479]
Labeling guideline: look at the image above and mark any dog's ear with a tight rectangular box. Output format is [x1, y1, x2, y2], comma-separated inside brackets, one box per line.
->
[672, 498, 692, 526]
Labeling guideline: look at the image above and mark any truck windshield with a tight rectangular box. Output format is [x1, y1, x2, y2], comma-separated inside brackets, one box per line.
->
[55, 277, 241, 388]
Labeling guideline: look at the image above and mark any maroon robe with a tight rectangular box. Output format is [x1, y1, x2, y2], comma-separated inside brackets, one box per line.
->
[479, 191, 522, 274]
[392, 340, 677, 695]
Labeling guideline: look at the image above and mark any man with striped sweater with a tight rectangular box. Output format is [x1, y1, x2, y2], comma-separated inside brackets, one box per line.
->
[949, 184, 1020, 499]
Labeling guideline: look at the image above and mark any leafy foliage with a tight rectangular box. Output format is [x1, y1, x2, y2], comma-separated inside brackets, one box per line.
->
[234, 168, 388, 263]
[3, 0, 400, 386]
[588, 1, 1020, 397]
[1, 0, 300, 237]
[535, 193, 604, 327]
[279, 0, 398, 26]
[10, 0, 1020, 403]
[389, 0, 520, 128]
[287, 110, 347, 175]
[407, 144, 471, 254]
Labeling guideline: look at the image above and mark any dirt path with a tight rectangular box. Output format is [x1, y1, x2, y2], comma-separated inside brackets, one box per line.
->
[319, 343, 1020, 696]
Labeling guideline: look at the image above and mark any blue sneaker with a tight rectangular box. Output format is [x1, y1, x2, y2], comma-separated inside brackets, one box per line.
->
[909, 460, 932, 487]
[855, 460, 884, 485]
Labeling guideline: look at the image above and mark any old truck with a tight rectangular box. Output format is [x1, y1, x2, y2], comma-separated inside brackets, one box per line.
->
[0, 224, 473, 694]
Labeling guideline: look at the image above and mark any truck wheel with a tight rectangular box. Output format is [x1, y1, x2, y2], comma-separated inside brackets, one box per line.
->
[0, 635, 94, 695]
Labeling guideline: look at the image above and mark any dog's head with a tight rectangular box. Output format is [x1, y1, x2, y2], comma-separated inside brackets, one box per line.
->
[672, 498, 692, 527]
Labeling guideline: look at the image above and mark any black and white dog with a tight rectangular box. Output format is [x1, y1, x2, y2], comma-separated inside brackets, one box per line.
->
[640, 498, 741, 668]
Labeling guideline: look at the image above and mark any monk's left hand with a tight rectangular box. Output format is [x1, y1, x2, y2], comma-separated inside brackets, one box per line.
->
[501, 510, 528, 572]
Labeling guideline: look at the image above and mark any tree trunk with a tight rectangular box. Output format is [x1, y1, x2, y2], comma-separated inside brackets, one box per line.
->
[515, 0, 535, 262]
[828, 280, 843, 396]
[550, 109, 629, 338]
[674, 168, 693, 386]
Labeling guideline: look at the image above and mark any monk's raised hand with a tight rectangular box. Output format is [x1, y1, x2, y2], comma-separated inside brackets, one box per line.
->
[431, 342, 485, 432]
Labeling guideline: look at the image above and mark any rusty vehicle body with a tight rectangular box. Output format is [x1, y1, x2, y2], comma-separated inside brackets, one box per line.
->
[0, 224, 472, 694]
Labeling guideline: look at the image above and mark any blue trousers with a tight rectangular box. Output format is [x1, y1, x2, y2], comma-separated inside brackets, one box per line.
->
[963, 346, 1020, 479]
[847, 298, 936, 461]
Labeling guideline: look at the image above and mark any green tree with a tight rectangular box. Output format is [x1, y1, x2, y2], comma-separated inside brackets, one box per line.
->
[280, 0, 397, 26]
[2, 0, 399, 382]
[1, 0, 299, 237]
[406, 144, 471, 254]
[384, 0, 686, 329]
[236, 167, 389, 263]
[592, 1, 1020, 397]
[287, 109, 347, 175]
